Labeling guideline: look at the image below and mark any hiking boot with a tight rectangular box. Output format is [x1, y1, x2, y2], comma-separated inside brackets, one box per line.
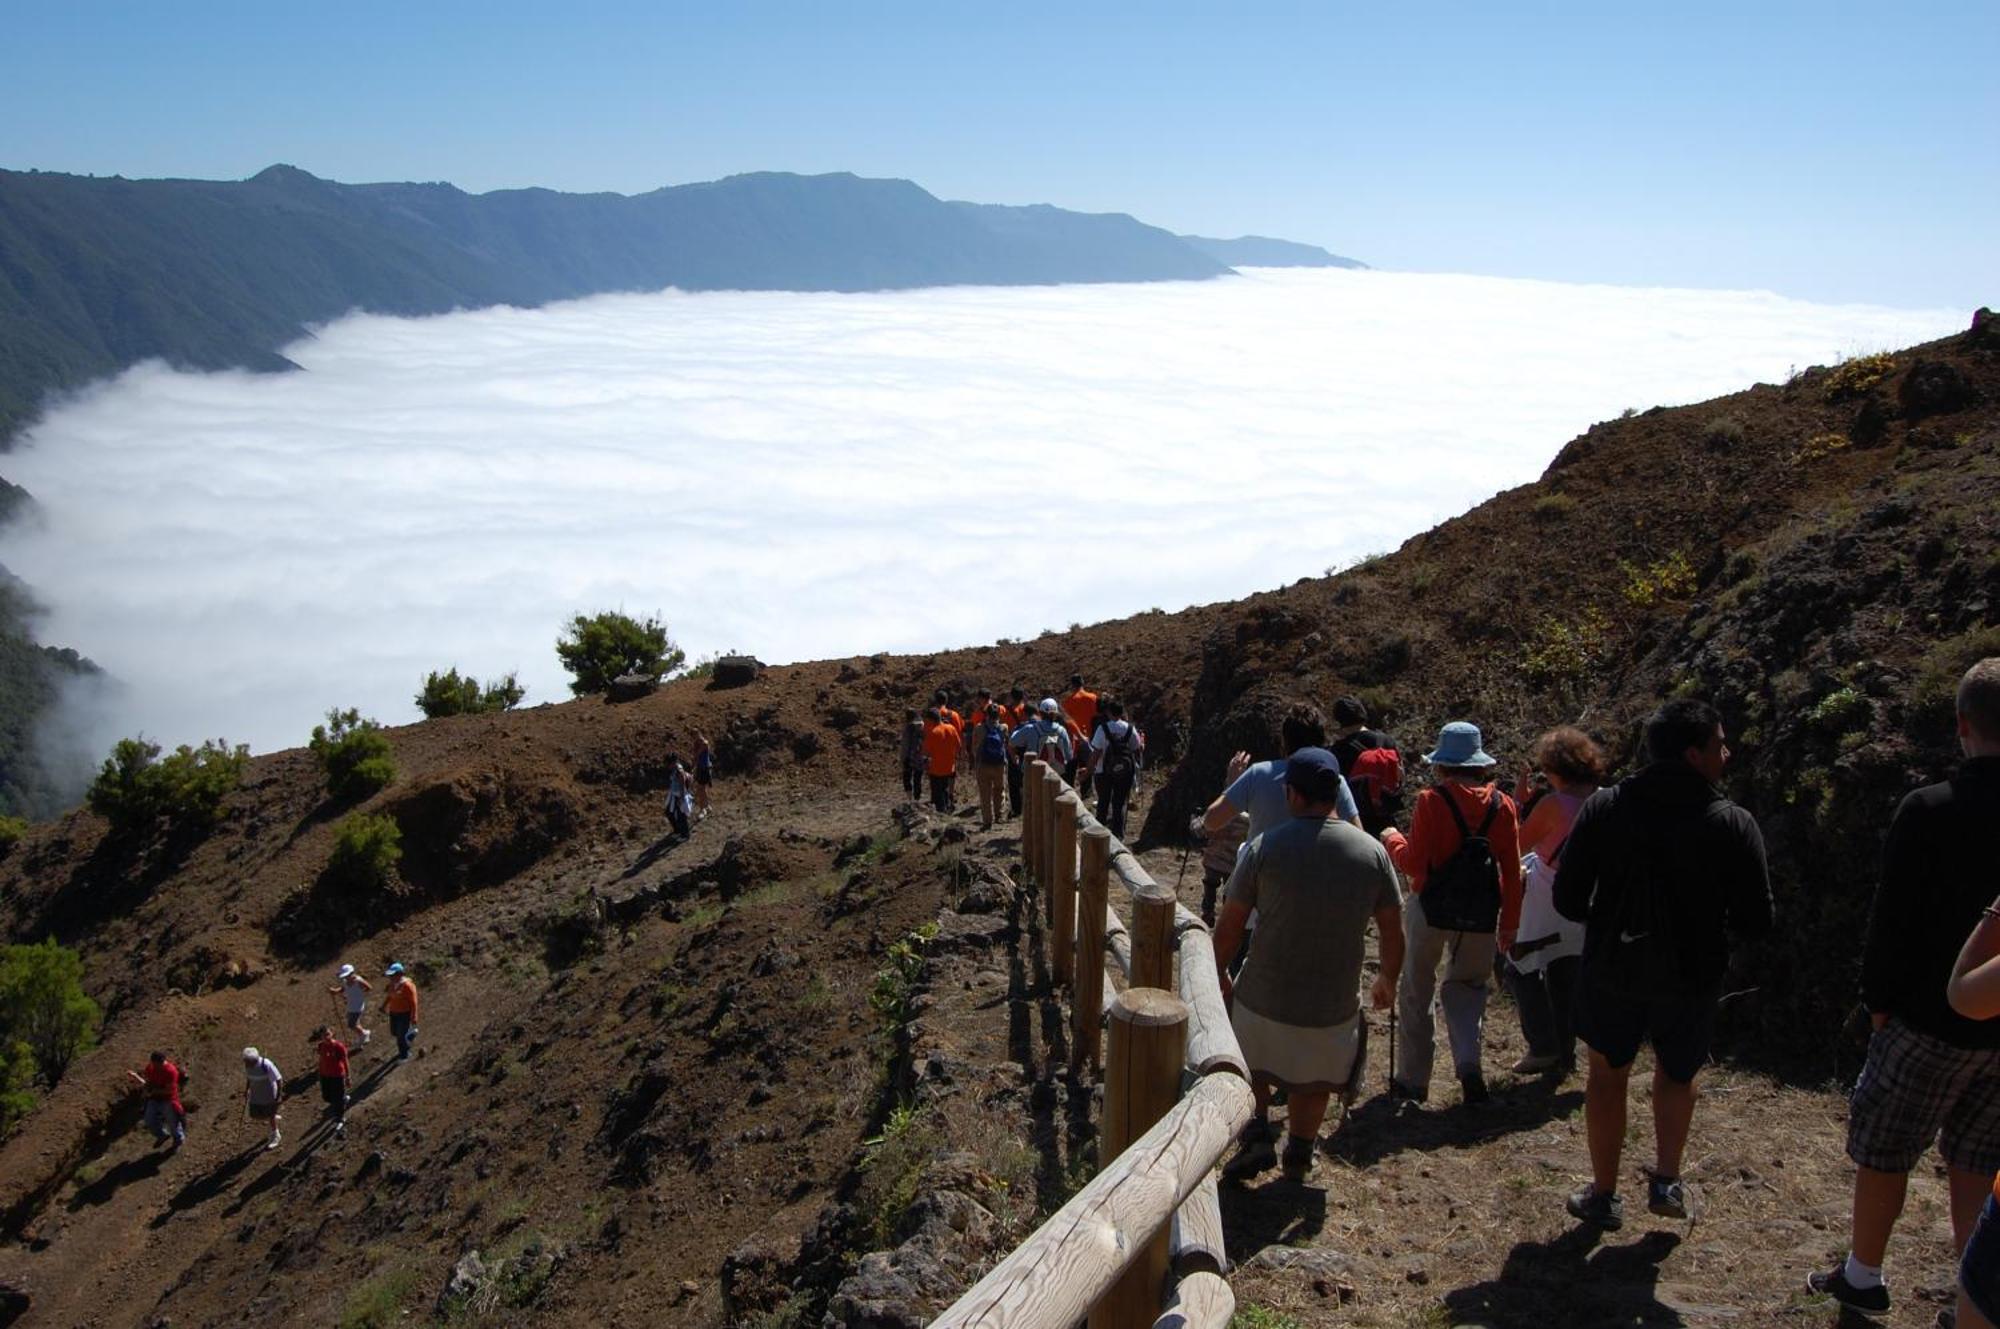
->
[1459, 1071, 1491, 1105]
[1565, 1184, 1623, 1230]
[1388, 1078, 1426, 1105]
[1804, 1263, 1890, 1318]
[1647, 1174, 1697, 1220]
[1510, 1052, 1560, 1075]
[1280, 1135, 1316, 1184]
[1222, 1120, 1277, 1182]
[1935, 1310, 1955, 1329]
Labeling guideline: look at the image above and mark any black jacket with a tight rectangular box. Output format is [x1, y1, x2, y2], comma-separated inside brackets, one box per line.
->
[1554, 760, 1772, 988]
[1860, 756, 2000, 1048]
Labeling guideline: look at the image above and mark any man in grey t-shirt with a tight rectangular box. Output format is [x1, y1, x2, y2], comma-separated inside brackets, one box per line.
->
[1214, 747, 1405, 1184]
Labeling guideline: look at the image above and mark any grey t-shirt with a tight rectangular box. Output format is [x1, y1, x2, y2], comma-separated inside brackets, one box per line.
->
[1225, 759, 1359, 837]
[1226, 814, 1402, 1028]
[245, 1057, 283, 1105]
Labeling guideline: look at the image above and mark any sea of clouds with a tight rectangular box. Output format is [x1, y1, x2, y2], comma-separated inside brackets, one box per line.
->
[0, 268, 1966, 760]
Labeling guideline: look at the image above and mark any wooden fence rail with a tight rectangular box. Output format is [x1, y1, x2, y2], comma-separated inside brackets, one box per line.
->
[931, 763, 1251, 1329]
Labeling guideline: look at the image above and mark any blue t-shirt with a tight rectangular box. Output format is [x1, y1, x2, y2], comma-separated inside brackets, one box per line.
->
[1224, 758, 1359, 838]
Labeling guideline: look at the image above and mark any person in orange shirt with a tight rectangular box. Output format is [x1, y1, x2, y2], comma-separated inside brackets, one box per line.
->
[1061, 675, 1099, 794]
[382, 962, 421, 1061]
[1380, 721, 1522, 1107]
[963, 690, 997, 752]
[932, 690, 963, 735]
[922, 707, 961, 813]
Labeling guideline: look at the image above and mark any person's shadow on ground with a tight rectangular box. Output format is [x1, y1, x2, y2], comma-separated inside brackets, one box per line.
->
[1444, 1225, 1683, 1327]
[1325, 1076, 1586, 1168]
[67, 1148, 168, 1211]
[153, 1146, 261, 1227]
[1218, 1173, 1328, 1264]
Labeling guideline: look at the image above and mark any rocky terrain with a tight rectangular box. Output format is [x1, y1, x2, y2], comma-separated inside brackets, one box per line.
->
[0, 309, 1994, 1326]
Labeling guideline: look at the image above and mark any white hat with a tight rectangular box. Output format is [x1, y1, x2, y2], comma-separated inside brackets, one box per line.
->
[337, 963, 356, 979]
[241, 1046, 259, 1061]
[1039, 697, 1059, 716]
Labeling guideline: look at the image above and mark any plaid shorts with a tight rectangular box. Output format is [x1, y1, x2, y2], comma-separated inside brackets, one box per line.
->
[1847, 1017, 2000, 1175]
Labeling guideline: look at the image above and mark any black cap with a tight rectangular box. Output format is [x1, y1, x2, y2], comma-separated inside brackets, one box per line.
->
[1283, 746, 1344, 803]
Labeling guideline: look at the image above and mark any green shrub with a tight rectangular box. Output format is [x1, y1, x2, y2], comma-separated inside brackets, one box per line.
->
[1910, 627, 2000, 730]
[324, 813, 402, 894]
[1793, 431, 1850, 465]
[0, 939, 102, 1089]
[309, 709, 396, 804]
[1531, 493, 1577, 522]
[1521, 607, 1612, 688]
[414, 666, 524, 719]
[1806, 686, 1871, 737]
[86, 737, 248, 839]
[554, 610, 684, 696]
[0, 1039, 34, 1139]
[338, 1267, 417, 1329]
[1702, 416, 1746, 450]
[1619, 550, 1699, 609]
[1825, 351, 1895, 399]
[0, 815, 25, 854]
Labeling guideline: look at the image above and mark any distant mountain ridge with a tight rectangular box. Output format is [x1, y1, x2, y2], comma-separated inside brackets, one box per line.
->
[1178, 234, 1366, 269]
[0, 165, 1270, 444]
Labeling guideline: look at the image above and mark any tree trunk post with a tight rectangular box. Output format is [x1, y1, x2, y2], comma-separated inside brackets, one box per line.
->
[1089, 988, 1189, 1329]
[1073, 825, 1112, 1073]
[1130, 885, 1176, 992]
[1052, 791, 1080, 986]
[1023, 757, 1044, 885]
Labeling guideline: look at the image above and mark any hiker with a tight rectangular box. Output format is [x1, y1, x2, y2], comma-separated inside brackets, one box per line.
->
[972, 704, 1010, 829]
[125, 1051, 187, 1149]
[923, 706, 961, 813]
[693, 731, 714, 820]
[242, 1046, 284, 1150]
[665, 756, 694, 838]
[1010, 699, 1074, 790]
[1214, 748, 1405, 1183]
[1503, 726, 1606, 1075]
[1947, 784, 2000, 1329]
[1190, 808, 1249, 928]
[329, 963, 373, 1046]
[1091, 698, 1143, 839]
[933, 690, 964, 736]
[1808, 657, 2000, 1317]
[1001, 688, 1031, 817]
[1330, 695, 1403, 835]
[1381, 721, 1522, 1106]
[900, 709, 927, 801]
[311, 1025, 350, 1129]
[382, 962, 421, 1060]
[963, 690, 997, 755]
[1062, 676, 1099, 794]
[1199, 703, 1360, 841]
[1555, 698, 1771, 1230]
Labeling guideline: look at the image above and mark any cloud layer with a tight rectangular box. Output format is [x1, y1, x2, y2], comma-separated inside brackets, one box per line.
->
[0, 269, 1964, 756]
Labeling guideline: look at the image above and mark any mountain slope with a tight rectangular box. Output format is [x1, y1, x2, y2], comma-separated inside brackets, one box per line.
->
[0, 165, 1234, 444]
[1178, 233, 1366, 268]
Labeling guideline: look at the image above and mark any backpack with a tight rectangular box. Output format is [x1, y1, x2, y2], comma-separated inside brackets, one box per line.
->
[1100, 725, 1137, 781]
[978, 722, 1008, 766]
[1418, 789, 1503, 933]
[1348, 746, 1404, 824]
[1036, 725, 1065, 765]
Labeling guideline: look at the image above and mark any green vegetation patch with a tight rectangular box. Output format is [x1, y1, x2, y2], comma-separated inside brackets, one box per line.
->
[87, 736, 248, 841]
[415, 667, 525, 719]
[310, 708, 396, 804]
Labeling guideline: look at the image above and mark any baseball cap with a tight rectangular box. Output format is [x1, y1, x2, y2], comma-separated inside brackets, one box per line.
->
[384, 962, 405, 977]
[337, 963, 356, 980]
[241, 1046, 260, 1062]
[1282, 747, 1345, 803]
[1039, 697, 1059, 716]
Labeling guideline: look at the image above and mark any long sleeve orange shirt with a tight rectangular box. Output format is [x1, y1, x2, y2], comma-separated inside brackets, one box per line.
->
[1383, 782, 1524, 940]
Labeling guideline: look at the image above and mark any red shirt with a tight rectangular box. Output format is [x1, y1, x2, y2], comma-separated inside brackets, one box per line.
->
[1383, 781, 1525, 940]
[316, 1037, 350, 1079]
[142, 1060, 184, 1105]
[923, 722, 962, 777]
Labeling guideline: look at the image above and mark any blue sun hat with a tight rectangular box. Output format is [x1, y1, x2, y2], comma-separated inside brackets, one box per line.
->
[384, 962, 405, 977]
[1424, 721, 1496, 768]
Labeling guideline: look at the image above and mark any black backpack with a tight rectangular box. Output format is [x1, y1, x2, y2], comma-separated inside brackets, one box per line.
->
[1100, 725, 1137, 781]
[1418, 790, 1502, 933]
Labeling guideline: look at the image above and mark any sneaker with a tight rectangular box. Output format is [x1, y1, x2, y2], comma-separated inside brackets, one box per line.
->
[266, 1130, 282, 1151]
[1647, 1174, 1696, 1220]
[1510, 1053, 1560, 1075]
[1804, 1263, 1889, 1318]
[360, 1028, 371, 1046]
[1566, 1184, 1623, 1230]
[1388, 1078, 1427, 1105]
[1280, 1135, 1316, 1184]
[1459, 1071, 1491, 1106]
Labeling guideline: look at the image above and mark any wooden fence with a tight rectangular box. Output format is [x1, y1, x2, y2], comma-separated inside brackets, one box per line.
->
[930, 758, 1253, 1329]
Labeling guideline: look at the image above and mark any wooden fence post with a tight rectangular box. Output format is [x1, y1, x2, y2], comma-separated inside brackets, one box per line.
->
[1073, 825, 1111, 1073]
[1090, 988, 1188, 1329]
[1130, 883, 1176, 991]
[1053, 791, 1080, 986]
[1040, 765, 1062, 922]
[1022, 757, 1043, 884]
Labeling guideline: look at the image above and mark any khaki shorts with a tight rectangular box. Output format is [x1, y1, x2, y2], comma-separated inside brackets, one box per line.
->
[1231, 1002, 1359, 1094]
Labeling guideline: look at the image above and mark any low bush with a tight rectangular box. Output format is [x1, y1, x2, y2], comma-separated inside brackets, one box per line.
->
[86, 737, 248, 840]
[554, 610, 684, 696]
[1531, 493, 1577, 522]
[1909, 626, 2000, 731]
[0, 939, 102, 1090]
[323, 812, 402, 894]
[0, 815, 25, 854]
[1619, 549, 1698, 609]
[1521, 607, 1612, 688]
[1824, 351, 1896, 400]
[1792, 432, 1851, 465]
[1702, 416, 1746, 450]
[309, 709, 396, 804]
[414, 667, 524, 719]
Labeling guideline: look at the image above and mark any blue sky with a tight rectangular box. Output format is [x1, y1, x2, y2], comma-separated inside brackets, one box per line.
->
[3, 1, 1994, 306]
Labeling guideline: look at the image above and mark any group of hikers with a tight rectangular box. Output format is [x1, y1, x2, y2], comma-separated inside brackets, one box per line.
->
[126, 960, 423, 1155]
[664, 730, 715, 838]
[921, 659, 2000, 1328]
[900, 675, 1148, 837]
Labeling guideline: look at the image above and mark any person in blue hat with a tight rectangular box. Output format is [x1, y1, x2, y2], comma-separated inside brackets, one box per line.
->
[381, 962, 420, 1060]
[1381, 721, 1522, 1107]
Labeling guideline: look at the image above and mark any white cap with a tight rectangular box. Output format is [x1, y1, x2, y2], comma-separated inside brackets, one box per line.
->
[242, 1046, 259, 1061]
[337, 963, 356, 979]
[1039, 697, 1059, 716]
